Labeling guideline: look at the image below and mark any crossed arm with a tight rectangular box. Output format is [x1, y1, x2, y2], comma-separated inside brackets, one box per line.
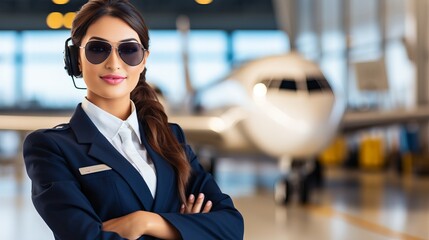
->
[102, 193, 213, 239]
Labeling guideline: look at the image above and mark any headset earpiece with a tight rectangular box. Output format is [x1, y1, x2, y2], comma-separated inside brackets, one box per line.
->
[64, 37, 81, 77]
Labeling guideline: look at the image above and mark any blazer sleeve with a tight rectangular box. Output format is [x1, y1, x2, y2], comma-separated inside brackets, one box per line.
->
[159, 124, 244, 240]
[23, 130, 126, 240]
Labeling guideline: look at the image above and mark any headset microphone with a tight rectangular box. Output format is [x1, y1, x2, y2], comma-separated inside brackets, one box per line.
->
[64, 37, 86, 90]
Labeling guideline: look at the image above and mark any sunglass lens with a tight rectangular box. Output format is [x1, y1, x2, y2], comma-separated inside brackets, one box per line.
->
[85, 41, 111, 64]
[118, 42, 144, 66]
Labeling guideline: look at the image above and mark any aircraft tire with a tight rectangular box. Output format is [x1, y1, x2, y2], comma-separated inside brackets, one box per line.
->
[299, 177, 310, 204]
[274, 179, 291, 204]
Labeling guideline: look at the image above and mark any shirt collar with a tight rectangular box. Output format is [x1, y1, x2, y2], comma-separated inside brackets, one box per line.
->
[81, 98, 142, 144]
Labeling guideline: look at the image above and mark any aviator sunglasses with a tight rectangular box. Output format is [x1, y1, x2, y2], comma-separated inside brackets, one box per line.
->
[80, 40, 146, 66]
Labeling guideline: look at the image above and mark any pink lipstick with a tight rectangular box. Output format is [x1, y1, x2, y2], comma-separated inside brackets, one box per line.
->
[100, 74, 126, 85]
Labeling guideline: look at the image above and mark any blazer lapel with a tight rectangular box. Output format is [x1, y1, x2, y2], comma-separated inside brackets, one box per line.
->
[69, 104, 154, 210]
[139, 124, 176, 212]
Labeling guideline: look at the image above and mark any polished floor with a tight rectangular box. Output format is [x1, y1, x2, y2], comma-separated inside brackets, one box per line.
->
[1, 158, 429, 240]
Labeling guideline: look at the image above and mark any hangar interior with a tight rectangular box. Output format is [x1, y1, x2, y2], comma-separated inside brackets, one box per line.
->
[1, 0, 429, 239]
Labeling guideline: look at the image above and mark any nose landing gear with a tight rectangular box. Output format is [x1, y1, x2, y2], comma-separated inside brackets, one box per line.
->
[274, 158, 323, 204]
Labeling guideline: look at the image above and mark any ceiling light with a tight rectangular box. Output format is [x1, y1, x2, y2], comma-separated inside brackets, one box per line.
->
[63, 12, 76, 29]
[52, 0, 69, 4]
[46, 12, 63, 29]
[195, 0, 213, 5]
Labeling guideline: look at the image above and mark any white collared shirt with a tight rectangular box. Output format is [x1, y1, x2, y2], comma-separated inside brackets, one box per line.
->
[81, 98, 157, 197]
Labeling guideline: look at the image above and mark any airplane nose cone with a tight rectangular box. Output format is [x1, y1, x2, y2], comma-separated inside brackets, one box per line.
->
[243, 92, 339, 158]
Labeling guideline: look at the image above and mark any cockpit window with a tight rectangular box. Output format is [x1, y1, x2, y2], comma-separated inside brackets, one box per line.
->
[306, 76, 332, 92]
[261, 79, 297, 91]
[279, 79, 297, 91]
[307, 79, 322, 91]
[261, 77, 332, 93]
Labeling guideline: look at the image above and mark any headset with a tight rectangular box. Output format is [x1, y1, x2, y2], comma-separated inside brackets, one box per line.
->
[64, 37, 86, 89]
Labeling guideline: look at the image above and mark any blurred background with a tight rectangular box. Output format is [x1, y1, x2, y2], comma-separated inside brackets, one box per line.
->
[1, 0, 429, 239]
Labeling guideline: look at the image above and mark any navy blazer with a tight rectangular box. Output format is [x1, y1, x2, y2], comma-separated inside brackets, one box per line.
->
[23, 104, 244, 240]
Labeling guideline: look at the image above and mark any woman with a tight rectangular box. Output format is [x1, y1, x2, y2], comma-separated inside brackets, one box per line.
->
[23, 0, 244, 239]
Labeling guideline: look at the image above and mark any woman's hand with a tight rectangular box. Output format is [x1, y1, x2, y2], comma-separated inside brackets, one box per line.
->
[102, 211, 146, 240]
[102, 194, 212, 239]
[180, 193, 212, 214]
[103, 211, 180, 240]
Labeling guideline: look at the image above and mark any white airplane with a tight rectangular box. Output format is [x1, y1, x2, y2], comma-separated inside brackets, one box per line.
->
[171, 52, 343, 158]
[167, 52, 340, 203]
[166, 12, 330, 204]
[164, 49, 429, 204]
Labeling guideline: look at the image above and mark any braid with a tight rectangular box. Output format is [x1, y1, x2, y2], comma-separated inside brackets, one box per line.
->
[131, 69, 191, 204]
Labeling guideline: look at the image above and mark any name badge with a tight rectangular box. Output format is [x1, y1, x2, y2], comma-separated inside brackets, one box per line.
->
[79, 164, 112, 175]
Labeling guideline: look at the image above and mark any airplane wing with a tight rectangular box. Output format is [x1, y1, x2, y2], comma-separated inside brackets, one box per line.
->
[0, 113, 72, 131]
[340, 105, 429, 132]
[168, 108, 260, 154]
[169, 104, 429, 156]
[168, 115, 225, 147]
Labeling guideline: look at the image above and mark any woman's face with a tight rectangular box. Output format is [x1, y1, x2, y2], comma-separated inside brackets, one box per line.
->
[79, 15, 148, 105]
